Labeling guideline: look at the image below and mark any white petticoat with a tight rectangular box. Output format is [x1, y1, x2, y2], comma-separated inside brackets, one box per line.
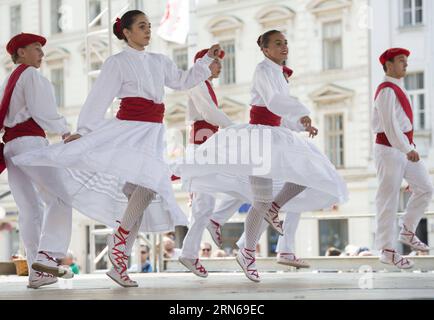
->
[177, 124, 348, 212]
[12, 118, 188, 232]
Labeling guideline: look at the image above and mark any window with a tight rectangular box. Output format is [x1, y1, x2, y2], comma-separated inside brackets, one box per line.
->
[220, 40, 236, 84]
[325, 114, 344, 168]
[221, 222, 243, 255]
[405, 72, 426, 130]
[319, 219, 348, 256]
[51, 68, 64, 107]
[10, 5, 21, 36]
[173, 48, 188, 71]
[402, 0, 423, 27]
[89, 0, 102, 27]
[134, 0, 144, 10]
[323, 21, 342, 70]
[51, 0, 63, 34]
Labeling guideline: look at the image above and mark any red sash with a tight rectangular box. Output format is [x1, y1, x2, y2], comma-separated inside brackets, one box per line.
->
[249, 105, 281, 127]
[116, 97, 165, 123]
[375, 82, 413, 147]
[0, 64, 46, 174]
[189, 81, 220, 145]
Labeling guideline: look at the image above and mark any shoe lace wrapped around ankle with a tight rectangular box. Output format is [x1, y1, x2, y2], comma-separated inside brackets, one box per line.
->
[242, 248, 259, 278]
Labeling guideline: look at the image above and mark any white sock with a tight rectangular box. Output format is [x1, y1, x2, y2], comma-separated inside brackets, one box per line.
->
[120, 186, 155, 231]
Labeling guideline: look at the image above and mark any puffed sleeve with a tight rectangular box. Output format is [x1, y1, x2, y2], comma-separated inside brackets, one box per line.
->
[163, 54, 213, 91]
[77, 56, 122, 135]
[189, 82, 233, 128]
[23, 67, 69, 135]
[254, 65, 310, 123]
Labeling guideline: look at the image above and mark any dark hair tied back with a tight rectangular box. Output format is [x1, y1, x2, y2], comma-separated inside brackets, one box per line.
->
[112, 10, 145, 41]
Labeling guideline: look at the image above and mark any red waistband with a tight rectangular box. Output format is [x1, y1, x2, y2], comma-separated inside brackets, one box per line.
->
[249, 105, 281, 127]
[3, 118, 45, 144]
[376, 131, 414, 147]
[116, 97, 165, 123]
[1, 118, 46, 173]
[189, 120, 219, 145]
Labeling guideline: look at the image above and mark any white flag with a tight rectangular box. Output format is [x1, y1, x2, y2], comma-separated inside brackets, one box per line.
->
[157, 0, 189, 44]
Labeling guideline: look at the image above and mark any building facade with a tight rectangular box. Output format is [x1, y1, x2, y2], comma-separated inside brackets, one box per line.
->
[0, 0, 433, 271]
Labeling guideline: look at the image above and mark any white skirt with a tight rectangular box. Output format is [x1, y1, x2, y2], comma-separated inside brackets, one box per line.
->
[12, 118, 188, 231]
[177, 124, 348, 212]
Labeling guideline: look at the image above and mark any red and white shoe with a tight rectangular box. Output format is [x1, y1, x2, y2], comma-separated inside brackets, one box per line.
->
[207, 219, 223, 248]
[27, 270, 58, 289]
[106, 267, 138, 288]
[399, 224, 430, 251]
[276, 253, 310, 268]
[380, 249, 414, 269]
[32, 251, 74, 279]
[236, 248, 260, 282]
[107, 226, 129, 272]
[264, 202, 283, 235]
[179, 257, 208, 278]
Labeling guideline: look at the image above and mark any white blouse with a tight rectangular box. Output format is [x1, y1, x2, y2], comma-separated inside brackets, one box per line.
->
[250, 57, 310, 127]
[77, 45, 213, 135]
[1, 65, 69, 135]
[372, 75, 414, 154]
[187, 80, 233, 128]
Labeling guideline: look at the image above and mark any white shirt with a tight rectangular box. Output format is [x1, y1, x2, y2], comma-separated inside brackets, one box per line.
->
[187, 80, 233, 128]
[250, 57, 310, 129]
[372, 75, 414, 154]
[1, 65, 69, 135]
[77, 46, 213, 135]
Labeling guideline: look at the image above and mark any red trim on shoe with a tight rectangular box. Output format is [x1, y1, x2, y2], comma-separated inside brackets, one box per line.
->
[400, 224, 427, 248]
[111, 227, 130, 274]
[382, 249, 411, 267]
[209, 219, 222, 243]
[241, 248, 259, 279]
[193, 259, 207, 275]
[38, 251, 60, 266]
[268, 202, 282, 226]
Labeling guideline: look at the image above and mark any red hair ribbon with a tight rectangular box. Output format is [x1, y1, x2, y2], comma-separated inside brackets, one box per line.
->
[115, 18, 122, 35]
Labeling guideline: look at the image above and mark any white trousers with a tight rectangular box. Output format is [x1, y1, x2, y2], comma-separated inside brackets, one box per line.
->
[4, 137, 72, 270]
[181, 192, 216, 259]
[374, 144, 433, 250]
[236, 212, 301, 254]
[210, 195, 244, 225]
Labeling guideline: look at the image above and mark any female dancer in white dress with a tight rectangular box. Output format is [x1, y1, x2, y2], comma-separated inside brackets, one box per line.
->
[180, 30, 348, 282]
[13, 10, 221, 287]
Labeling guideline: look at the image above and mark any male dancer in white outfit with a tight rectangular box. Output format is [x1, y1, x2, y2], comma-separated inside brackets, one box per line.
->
[178, 48, 234, 277]
[1, 33, 73, 289]
[373, 48, 432, 269]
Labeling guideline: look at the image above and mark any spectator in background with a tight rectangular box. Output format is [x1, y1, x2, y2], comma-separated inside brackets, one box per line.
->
[213, 249, 227, 258]
[140, 245, 152, 273]
[325, 247, 342, 256]
[199, 242, 212, 258]
[60, 251, 80, 275]
[163, 236, 182, 259]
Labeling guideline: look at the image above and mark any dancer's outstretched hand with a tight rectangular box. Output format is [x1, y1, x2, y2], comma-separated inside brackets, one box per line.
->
[407, 150, 420, 162]
[306, 126, 318, 138]
[207, 44, 222, 59]
[64, 133, 82, 143]
[300, 116, 312, 128]
[61, 132, 71, 140]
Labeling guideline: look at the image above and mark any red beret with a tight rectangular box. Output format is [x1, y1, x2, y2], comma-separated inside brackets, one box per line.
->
[194, 48, 225, 63]
[282, 66, 293, 78]
[6, 33, 47, 55]
[379, 48, 410, 65]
